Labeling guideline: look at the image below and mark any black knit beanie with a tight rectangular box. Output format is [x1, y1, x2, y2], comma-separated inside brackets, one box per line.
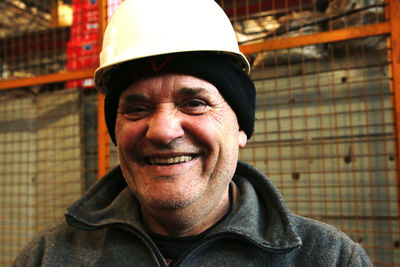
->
[103, 53, 256, 145]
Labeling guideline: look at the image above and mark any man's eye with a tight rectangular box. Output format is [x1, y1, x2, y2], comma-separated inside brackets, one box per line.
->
[180, 99, 209, 114]
[186, 100, 206, 108]
[120, 105, 151, 120]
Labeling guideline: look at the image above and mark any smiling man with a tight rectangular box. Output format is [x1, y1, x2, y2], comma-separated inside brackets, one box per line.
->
[13, 0, 372, 266]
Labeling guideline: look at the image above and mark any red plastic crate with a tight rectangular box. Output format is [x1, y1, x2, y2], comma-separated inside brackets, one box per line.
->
[72, 0, 98, 11]
[67, 40, 98, 57]
[66, 0, 109, 88]
[67, 41, 99, 69]
[73, 8, 98, 24]
[66, 80, 82, 88]
[70, 23, 98, 42]
[70, 1, 99, 41]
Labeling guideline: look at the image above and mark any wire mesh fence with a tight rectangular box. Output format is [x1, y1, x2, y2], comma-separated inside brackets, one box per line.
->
[0, 0, 399, 266]
[0, 88, 85, 264]
[241, 36, 398, 265]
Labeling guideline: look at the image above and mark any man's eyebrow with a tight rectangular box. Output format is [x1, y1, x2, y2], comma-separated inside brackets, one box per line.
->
[120, 93, 147, 104]
[178, 87, 209, 96]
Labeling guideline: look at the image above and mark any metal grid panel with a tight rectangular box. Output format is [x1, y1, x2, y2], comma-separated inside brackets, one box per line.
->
[241, 36, 398, 265]
[82, 89, 99, 190]
[0, 88, 85, 265]
[0, 90, 36, 265]
[35, 89, 83, 227]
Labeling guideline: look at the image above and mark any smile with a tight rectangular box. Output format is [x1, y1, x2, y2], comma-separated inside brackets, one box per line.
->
[148, 155, 194, 165]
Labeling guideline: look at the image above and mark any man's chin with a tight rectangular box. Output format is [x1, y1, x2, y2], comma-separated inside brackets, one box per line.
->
[141, 195, 199, 211]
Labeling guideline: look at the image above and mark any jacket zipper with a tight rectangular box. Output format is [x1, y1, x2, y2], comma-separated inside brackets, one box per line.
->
[117, 223, 169, 266]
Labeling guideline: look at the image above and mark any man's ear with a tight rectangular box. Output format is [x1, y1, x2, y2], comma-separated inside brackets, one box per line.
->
[238, 130, 247, 148]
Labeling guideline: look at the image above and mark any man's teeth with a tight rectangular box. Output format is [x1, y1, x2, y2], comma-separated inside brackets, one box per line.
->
[149, 155, 193, 165]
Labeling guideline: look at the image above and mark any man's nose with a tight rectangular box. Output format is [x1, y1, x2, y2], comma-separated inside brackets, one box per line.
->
[146, 108, 185, 145]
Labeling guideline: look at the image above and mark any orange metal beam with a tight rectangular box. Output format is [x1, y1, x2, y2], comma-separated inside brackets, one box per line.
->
[386, 0, 400, 237]
[97, 93, 110, 179]
[0, 68, 95, 90]
[98, 0, 107, 49]
[239, 22, 390, 54]
[97, 0, 110, 179]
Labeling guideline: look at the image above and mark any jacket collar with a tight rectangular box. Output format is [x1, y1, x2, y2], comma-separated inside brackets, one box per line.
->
[218, 161, 302, 250]
[65, 161, 302, 251]
[65, 166, 146, 233]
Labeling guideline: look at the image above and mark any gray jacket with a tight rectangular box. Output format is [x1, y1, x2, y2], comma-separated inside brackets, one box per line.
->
[13, 161, 372, 266]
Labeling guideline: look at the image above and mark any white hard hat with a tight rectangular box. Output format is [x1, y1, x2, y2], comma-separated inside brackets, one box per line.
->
[94, 0, 250, 94]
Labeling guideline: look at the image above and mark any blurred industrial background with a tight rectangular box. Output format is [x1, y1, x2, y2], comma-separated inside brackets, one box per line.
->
[0, 0, 399, 266]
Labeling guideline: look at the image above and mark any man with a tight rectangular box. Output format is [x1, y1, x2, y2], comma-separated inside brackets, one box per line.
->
[14, 0, 372, 266]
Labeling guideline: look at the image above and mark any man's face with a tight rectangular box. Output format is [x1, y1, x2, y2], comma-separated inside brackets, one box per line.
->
[115, 73, 247, 212]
